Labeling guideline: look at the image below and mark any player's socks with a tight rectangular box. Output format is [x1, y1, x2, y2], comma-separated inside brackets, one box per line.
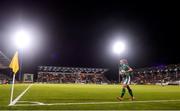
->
[120, 88, 126, 97]
[127, 86, 133, 97]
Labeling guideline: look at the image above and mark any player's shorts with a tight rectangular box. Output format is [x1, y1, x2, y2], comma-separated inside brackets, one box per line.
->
[122, 76, 131, 85]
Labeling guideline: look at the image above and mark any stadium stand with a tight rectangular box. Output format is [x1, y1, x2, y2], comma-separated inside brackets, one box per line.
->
[133, 64, 180, 85]
[0, 73, 11, 84]
[0, 50, 11, 84]
[0, 51, 10, 68]
[37, 66, 109, 84]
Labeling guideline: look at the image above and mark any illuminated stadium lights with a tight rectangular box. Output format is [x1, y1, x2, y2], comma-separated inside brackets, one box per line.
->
[14, 29, 31, 49]
[112, 41, 125, 55]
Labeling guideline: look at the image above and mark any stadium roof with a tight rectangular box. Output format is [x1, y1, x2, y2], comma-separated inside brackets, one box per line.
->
[0, 51, 10, 69]
[38, 66, 108, 74]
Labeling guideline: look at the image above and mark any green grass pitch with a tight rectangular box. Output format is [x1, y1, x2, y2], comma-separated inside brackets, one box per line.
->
[0, 84, 180, 110]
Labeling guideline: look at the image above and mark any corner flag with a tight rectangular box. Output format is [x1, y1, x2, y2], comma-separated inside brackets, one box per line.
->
[9, 51, 20, 105]
[9, 51, 19, 74]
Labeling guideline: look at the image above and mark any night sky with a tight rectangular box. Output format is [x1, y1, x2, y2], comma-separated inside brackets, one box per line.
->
[0, 0, 179, 74]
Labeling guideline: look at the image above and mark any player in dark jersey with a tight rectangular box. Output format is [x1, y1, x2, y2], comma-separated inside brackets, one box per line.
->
[117, 59, 135, 101]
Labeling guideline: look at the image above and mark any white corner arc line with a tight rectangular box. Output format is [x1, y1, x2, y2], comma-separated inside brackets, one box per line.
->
[9, 84, 33, 106]
[18, 101, 45, 105]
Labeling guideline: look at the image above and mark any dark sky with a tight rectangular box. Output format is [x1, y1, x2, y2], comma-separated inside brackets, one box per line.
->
[0, 0, 179, 74]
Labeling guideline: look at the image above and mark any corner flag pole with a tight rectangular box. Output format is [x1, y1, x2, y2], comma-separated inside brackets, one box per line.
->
[10, 74, 16, 104]
[9, 51, 19, 105]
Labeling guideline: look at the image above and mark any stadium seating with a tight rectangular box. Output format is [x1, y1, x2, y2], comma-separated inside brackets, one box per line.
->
[133, 64, 180, 84]
[0, 51, 11, 84]
[37, 66, 109, 84]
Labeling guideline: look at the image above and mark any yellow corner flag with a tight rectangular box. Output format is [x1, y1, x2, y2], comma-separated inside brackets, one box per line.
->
[9, 51, 19, 74]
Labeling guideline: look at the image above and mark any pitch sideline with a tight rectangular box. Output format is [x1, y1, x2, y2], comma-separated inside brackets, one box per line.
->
[13, 99, 180, 106]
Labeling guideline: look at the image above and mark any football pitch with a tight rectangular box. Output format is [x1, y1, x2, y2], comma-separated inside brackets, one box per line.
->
[0, 84, 180, 110]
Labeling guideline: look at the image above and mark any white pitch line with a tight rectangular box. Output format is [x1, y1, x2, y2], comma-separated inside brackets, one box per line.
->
[18, 101, 45, 105]
[9, 84, 33, 106]
[13, 99, 180, 106]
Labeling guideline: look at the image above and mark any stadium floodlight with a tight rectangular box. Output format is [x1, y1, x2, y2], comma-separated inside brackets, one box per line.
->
[112, 40, 126, 83]
[14, 29, 31, 49]
[112, 41, 125, 55]
[12, 28, 32, 81]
